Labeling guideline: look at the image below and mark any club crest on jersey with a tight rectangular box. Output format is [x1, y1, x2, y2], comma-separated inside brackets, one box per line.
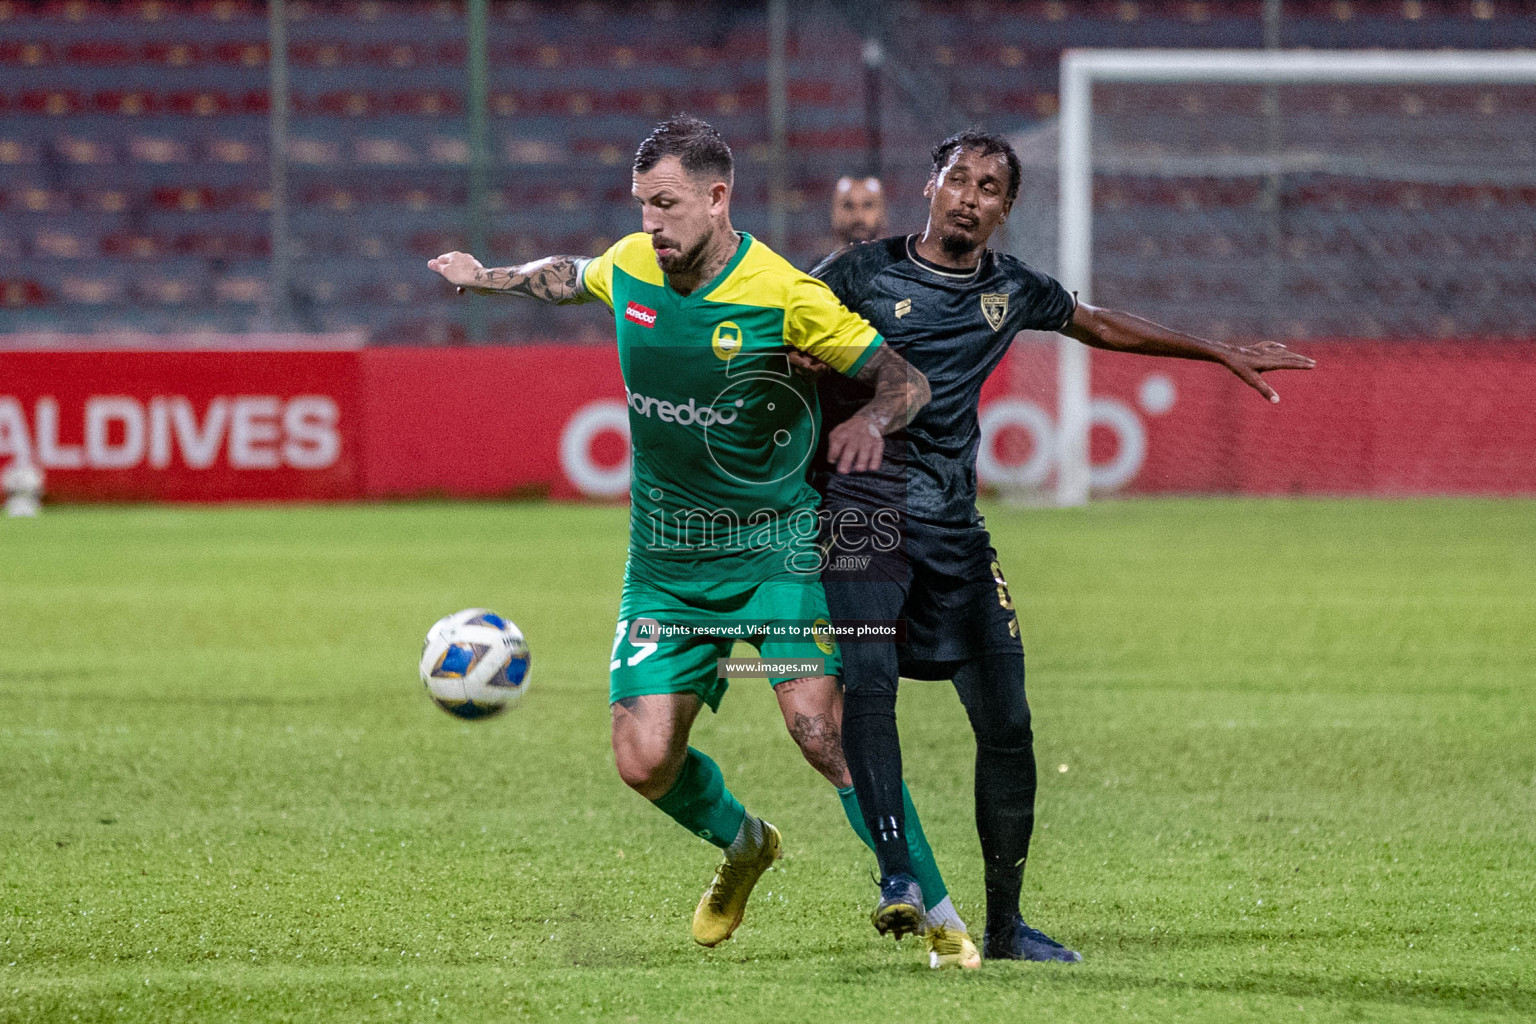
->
[812, 618, 836, 655]
[711, 320, 743, 360]
[625, 301, 658, 328]
[980, 292, 1010, 330]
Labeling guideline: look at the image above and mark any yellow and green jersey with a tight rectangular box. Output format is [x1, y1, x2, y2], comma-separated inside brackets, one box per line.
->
[583, 231, 882, 581]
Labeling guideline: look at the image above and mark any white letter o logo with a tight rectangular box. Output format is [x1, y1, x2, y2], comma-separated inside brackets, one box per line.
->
[560, 400, 631, 497]
[1087, 398, 1146, 492]
[977, 399, 1056, 489]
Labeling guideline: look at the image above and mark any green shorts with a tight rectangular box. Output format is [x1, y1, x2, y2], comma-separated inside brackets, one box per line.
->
[609, 572, 841, 711]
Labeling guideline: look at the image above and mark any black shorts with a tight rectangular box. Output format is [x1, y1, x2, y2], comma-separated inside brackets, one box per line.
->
[820, 507, 1022, 680]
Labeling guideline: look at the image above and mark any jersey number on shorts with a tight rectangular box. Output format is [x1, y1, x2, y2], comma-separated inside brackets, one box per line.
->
[989, 560, 1015, 611]
[610, 618, 659, 671]
[991, 559, 1022, 639]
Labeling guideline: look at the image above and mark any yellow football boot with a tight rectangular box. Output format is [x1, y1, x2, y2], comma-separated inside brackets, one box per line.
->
[925, 924, 982, 970]
[691, 820, 782, 947]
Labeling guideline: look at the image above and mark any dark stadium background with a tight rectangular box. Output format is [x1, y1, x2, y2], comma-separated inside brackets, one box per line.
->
[2, 0, 1530, 345]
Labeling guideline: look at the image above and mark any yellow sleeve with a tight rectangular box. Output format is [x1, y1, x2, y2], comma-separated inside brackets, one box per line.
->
[581, 240, 620, 309]
[784, 275, 883, 377]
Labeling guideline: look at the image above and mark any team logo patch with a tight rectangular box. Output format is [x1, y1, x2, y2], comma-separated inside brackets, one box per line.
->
[980, 292, 1010, 330]
[711, 320, 743, 360]
[812, 618, 835, 655]
[625, 301, 658, 328]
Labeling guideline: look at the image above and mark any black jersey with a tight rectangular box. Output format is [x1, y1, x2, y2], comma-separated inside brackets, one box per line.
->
[811, 234, 1075, 526]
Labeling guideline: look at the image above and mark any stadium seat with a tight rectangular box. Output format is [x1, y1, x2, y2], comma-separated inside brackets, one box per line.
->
[0, 137, 40, 164]
[64, 41, 137, 65]
[126, 0, 176, 21]
[101, 233, 164, 259]
[383, 183, 461, 210]
[190, 1, 259, 23]
[427, 136, 469, 164]
[13, 187, 70, 213]
[18, 90, 85, 116]
[135, 275, 205, 305]
[290, 138, 343, 165]
[300, 183, 362, 210]
[172, 232, 268, 259]
[58, 275, 125, 304]
[127, 136, 191, 163]
[1, 278, 49, 306]
[166, 91, 235, 117]
[292, 41, 351, 67]
[360, 42, 423, 68]
[212, 274, 265, 304]
[409, 231, 467, 255]
[354, 137, 419, 164]
[92, 90, 160, 116]
[51, 135, 116, 164]
[212, 41, 268, 67]
[308, 91, 376, 117]
[387, 92, 462, 116]
[32, 228, 92, 259]
[0, 41, 55, 66]
[80, 188, 130, 213]
[205, 138, 260, 164]
[143, 41, 205, 66]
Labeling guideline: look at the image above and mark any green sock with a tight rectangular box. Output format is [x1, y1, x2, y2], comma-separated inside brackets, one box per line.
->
[652, 748, 746, 850]
[837, 781, 949, 906]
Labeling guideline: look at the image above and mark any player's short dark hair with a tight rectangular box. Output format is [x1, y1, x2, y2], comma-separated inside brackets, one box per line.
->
[634, 115, 734, 185]
[930, 129, 1021, 205]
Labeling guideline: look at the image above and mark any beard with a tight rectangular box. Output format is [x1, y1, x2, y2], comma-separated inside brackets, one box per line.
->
[840, 220, 879, 243]
[654, 233, 711, 276]
[938, 226, 978, 257]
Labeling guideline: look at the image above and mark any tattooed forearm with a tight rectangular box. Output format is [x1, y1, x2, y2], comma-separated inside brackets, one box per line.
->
[850, 345, 931, 434]
[472, 255, 590, 304]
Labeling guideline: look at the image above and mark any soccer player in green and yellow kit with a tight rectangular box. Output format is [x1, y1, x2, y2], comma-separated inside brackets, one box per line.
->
[428, 116, 980, 968]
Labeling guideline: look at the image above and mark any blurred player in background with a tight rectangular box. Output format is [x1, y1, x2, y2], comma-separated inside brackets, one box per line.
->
[429, 116, 982, 969]
[830, 175, 889, 247]
[806, 130, 1315, 960]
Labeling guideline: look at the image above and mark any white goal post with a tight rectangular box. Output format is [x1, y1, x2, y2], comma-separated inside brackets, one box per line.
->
[1054, 49, 1536, 506]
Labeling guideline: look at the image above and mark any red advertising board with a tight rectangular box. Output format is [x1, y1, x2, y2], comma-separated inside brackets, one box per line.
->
[979, 340, 1536, 497]
[2, 342, 1534, 502]
[358, 346, 624, 500]
[0, 351, 361, 501]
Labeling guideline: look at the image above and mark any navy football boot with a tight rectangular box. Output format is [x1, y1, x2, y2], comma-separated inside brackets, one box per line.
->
[982, 913, 1082, 962]
[871, 873, 924, 939]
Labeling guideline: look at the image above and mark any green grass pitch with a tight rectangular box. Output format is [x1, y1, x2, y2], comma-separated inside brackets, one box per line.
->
[2, 498, 1532, 1023]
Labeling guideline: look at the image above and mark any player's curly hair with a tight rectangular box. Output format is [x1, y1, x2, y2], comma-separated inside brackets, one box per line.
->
[634, 115, 734, 185]
[930, 129, 1021, 205]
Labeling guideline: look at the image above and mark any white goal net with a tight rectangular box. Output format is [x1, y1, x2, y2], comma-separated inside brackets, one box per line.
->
[1002, 51, 1536, 505]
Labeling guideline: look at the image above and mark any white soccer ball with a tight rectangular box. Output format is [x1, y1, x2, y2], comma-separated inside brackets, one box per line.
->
[419, 609, 530, 720]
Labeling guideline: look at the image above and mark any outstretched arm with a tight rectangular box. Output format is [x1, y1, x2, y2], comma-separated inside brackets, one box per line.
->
[1063, 301, 1315, 403]
[426, 251, 591, 305]
[824, 346, 931, 474]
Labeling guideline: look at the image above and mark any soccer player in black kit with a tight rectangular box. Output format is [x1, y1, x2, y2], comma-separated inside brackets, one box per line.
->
[806, 131, 1314, 962]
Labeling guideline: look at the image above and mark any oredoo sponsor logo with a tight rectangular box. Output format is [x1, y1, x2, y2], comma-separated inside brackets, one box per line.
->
[624, 389, 738, 427]
[624, 302, 658, 328]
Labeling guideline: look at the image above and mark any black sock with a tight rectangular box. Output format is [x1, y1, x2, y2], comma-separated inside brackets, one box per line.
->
[841, 690, 912, 879]
[953, 653, 1037, 933]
